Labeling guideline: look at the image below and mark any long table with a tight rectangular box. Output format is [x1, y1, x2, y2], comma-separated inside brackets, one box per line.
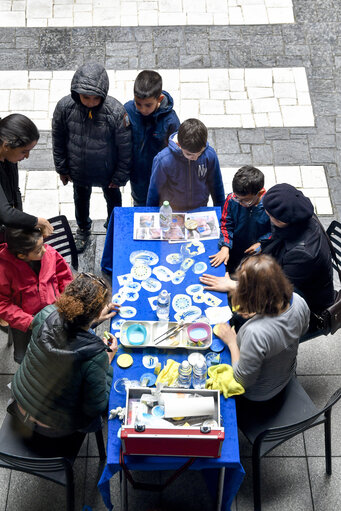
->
[98, 207, 245, 511]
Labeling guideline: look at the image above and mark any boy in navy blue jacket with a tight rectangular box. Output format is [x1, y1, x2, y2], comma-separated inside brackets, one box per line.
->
[146, 118, 225, 211]
[125, 70, 180, 206]
[210, 166, 271, 272]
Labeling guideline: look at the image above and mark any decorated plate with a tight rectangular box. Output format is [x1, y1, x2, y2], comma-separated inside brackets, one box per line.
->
[192, 262, 208, 274]
[166, 253, 182, 265]
[181, 241, 205, 257]
[203, 293, 222, 307]
[112, 290, 127, 305]
[111, 318, 126, 330]
[123, 281, 141, 292]
[180, 257, 195, 272]
[119, 306, 137, 318]
[141, 278, 162, 292]
[129, 250, 159, 266]
[172, 293, 192, 312]
[130, 263, 152, 281]
[174, 306, 202, 322]
[171, 270, 186, 285]
[192, 292, 205, 303]
[152, 265, 174, 282]
[186, 284, 204, 296]
[124, 290, 139, 301]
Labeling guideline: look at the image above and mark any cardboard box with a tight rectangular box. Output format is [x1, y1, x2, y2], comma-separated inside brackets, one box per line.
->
[121, 388, 224, 458]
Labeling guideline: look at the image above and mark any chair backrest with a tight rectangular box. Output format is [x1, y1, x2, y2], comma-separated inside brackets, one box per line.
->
[256, 385, 341, 450]
[45, 215, 78, 270]
[326, 220, 341, 280]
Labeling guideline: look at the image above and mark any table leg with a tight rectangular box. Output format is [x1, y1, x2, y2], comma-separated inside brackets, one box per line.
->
[216, 467, 225, 511]
[120, 470, 128, 511]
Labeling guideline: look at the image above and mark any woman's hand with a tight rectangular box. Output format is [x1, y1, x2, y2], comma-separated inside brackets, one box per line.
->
[209, 246, 229, 267]
[36, 218, 54, 237]
[97, 302, 120, 323]
[214, 323, 240, 364]
[103, 333, 118, 364]
[199, 272, 237, 293]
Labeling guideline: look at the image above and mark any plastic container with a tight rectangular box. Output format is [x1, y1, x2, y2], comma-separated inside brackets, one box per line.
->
[160, 201, 172, 232]
[192, 360, 208, 389]
[177, 360, 192, 388]
[156, 290, 170, 321]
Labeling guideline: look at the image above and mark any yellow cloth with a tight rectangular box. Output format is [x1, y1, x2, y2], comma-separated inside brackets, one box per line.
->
[155, 359, 180, 387]
[206, 364, 245, 398]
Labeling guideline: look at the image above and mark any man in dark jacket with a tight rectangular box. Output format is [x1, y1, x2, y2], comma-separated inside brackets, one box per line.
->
[262, 183, 334, 317]
[52, 62, 132, 252]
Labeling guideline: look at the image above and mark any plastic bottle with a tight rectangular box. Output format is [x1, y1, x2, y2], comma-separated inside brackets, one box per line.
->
[192, 360, 208, 389]
[159, 201, 172, 232]
[177, 360, 192, 388]
[156, 290, 170, 320]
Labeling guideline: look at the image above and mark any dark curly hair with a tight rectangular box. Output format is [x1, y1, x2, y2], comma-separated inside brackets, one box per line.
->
[56, 273, 109, 328]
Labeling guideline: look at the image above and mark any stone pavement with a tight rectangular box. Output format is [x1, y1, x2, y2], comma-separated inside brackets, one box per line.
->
[1, 0, 341, 510]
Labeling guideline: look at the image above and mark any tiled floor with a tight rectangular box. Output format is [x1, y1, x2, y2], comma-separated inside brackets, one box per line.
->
[0, 0, 295, 27]
[0, 68, 314, 130]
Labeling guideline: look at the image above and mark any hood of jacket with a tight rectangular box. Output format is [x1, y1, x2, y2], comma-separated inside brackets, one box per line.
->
[33, 306, 106, 363]
[167, 132, 209, 162]
[71, 62, 109, 105]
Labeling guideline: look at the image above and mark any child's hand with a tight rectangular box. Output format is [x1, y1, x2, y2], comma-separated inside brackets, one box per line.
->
[209, 247, 229, 267]
[244, 242, 261, 255]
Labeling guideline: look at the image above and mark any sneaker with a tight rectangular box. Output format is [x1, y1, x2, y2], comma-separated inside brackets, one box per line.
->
[75, 229, 91, 253]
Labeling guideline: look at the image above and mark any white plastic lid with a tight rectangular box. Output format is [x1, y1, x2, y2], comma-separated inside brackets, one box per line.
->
[163, 200, 170, 206]
[181, 360, 190, 368]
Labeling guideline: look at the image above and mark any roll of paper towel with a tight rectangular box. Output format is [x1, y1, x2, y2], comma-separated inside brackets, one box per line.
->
[163, 395, 215, 418]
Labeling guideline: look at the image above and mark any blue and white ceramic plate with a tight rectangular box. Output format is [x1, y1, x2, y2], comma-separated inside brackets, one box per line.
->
[129, 250, 159, 266]
[111, 318, 126, 330]
[130, 263, 152, 281]
[171, 270, 186, 285]
[180, 257, 195, 272]
[112, 290, 127, 305]
[174, 306, 202, 322]
[124, 290, 139, 301]
[166, 253, 182, 265]
[119, 306, 137, 318]
[192, 262, 208, 274]
[186, 284, 204, 296]
[141, 278, 162, 292]
[153, 265, 174, 282]
[123, 281, 141, 292]
[172, 294, 192, 312]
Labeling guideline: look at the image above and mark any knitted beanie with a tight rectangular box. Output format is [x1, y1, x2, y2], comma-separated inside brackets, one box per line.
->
[263, 184, 314, 224]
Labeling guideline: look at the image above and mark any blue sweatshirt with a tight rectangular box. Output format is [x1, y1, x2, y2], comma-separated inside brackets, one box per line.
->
[146, 133, 225, 211]
[125, 91, 180, 205]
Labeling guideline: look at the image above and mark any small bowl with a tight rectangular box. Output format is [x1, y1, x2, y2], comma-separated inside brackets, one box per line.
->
[187, 322, 211, 343]
[126, 323, 147, 346]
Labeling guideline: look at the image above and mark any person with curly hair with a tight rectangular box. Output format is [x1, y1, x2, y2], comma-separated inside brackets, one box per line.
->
[9, 273, 119, 437]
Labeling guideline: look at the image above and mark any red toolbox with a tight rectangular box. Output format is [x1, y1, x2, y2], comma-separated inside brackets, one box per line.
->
[121, 388, 225, 458]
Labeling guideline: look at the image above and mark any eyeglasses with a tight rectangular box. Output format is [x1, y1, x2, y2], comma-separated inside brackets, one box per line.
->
[79, 272, 108, 291]
[232, 194, 258, 207]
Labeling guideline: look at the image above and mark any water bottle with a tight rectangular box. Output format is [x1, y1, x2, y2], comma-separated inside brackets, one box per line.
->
[177, 360, 192, 388]
[160, 201, 172, 232]
[192, 360, 208, 389]
[156, 290, 170, 320]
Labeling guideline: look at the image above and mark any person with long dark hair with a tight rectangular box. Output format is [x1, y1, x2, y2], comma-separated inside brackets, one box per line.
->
[0, 114, 53, 236]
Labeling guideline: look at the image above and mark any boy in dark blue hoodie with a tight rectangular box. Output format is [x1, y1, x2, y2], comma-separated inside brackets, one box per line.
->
[146, 118, 225, 211]
[125, 70, 180, 206]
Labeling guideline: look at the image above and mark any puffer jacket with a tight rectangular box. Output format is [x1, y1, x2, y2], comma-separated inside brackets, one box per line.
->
[12, 305, 113, 432]
[125, 91, 180, 202]
[218, 190, 271, 269]
[146, 133, 225, 211]
[52, 62, 132, 187]
[261, 217, 334, 314]
[0, 243, 73, 331]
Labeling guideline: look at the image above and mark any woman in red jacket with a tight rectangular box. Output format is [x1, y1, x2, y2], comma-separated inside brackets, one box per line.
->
[0, 227, 73, 362]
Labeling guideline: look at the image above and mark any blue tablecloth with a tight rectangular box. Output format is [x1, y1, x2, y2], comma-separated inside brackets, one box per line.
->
[98, 207, 245, 510]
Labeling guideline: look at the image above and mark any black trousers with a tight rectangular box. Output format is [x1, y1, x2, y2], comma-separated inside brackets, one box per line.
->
[73, 183, 122, 231]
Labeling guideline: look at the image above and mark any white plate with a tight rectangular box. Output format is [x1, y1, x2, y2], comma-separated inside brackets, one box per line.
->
[166, 253, 182, 265]
[203, 293, 222, 307]
[111, 319, 126, 330]
[112, 290, 127, 305]
[180, 257, 195, 272]
[172, 270, 186, 285]
[153, 265, 174, 282]
[129, 250, 159, 266]
[130, 263, 152, 281]
[119, 306, 137, 318]
[124, 290, 139, 301]
[117, 273, 133, 286]
[181, 241, 205, 257]
[193, 292, 205, 303]
[192, 262, 208, 274]
[123, 281, 141, 292]
[186, 284, 204, 296]
[141, 278, 162, 292]
[172, 293, 192, 312]
[174, 306, 202, 322]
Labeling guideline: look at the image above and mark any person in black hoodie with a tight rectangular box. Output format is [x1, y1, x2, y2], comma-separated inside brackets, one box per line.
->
[52, 62, 132, 252]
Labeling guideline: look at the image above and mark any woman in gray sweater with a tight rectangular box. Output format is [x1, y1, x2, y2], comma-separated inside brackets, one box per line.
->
[215, 255, 309, 401]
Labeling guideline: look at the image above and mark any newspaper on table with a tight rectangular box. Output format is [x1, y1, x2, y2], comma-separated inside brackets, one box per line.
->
[133, 210, 220, 242]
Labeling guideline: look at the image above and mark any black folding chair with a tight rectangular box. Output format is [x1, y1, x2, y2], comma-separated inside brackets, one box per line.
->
[0, 412, 106, 511]
[45, 215, 78, 271]
[236, 376, 341, 511]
